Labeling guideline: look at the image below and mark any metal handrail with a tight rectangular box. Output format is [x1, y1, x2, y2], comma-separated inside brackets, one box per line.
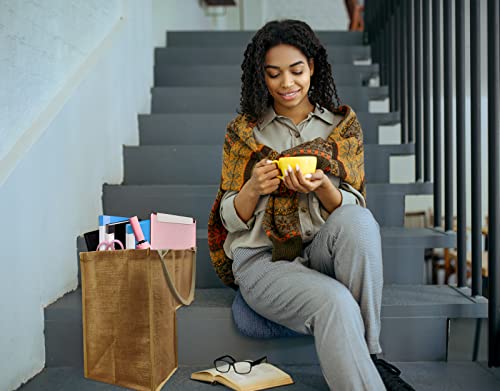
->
[365, 0, 500, 368]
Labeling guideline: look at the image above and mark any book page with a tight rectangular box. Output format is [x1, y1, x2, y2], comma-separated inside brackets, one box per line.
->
[218, 363, 292, 388]
[191, 367, 219, 381]
[191, 368, 239, 390]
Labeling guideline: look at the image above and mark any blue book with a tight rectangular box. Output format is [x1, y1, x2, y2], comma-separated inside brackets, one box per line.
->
[126, 219, 151, 249]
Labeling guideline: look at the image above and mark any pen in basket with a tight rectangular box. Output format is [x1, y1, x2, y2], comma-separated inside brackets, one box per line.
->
[129, 216, 151, 249]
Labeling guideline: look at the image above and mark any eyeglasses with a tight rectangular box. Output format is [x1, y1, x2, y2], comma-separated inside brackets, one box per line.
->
[214, 355, 267, 375]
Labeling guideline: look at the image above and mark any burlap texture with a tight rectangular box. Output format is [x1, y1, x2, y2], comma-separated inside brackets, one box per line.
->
[80, 248, 195, 391]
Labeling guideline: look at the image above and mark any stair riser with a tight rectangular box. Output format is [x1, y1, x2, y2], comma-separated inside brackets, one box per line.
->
[102, 185, 217, 228]
[166, 31, 364, 47]
[103, 186, 414, 228]
[176, 311, 448, 364]
[45, 320, 83, 368]
[151, 88, 373, 113]
[77, 235, 433, 289]
[43, 305, 447, 368]
[154, 65, 376, 87]
[365, 151, 390, 183]
[122, 145, 407, 185]
[369, 193, 405, 226]
[138, 113, 383, 145]
[155, 46, 371, 65]
[382, 247, 426, 284]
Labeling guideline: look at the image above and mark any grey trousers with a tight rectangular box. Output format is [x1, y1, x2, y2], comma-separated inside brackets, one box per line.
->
[232, 205, 385, 391]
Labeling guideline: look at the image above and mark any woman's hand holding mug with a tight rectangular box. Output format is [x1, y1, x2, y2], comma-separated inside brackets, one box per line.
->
[270, 156, 325, 194]
[247, 158, 281, 196]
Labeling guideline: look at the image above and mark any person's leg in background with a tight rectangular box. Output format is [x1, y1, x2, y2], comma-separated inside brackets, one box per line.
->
[344, 0, 365, 31]
[232, 247, 386, 391]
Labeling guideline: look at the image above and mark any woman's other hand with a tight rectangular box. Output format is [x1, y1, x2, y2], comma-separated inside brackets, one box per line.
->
[247, 159, 281, 196]
[283, 166, 343, 213]
[234, 159, 280, 222]
[283, 165, 328, 194]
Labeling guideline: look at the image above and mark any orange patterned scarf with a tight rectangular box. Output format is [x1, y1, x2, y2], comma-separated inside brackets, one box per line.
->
[208, 105, 365, 288]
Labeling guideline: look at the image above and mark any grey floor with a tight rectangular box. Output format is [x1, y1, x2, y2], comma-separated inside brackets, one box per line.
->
[16, 362, 500, 391]
[17, 319, 500, 390]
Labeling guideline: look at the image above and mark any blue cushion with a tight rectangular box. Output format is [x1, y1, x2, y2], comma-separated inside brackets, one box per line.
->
[231, 289, 305, 338]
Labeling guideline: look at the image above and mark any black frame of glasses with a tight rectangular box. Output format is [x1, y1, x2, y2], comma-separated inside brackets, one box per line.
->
[213, 355, 268, 374]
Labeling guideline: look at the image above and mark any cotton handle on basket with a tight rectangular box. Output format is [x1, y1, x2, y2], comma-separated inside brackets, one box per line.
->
[157, 249, 196, 306]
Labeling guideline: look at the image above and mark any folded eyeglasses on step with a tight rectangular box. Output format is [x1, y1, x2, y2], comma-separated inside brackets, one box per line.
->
[214, 355, 268, 375]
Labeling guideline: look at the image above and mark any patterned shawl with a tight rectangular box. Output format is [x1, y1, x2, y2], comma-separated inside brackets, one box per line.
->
[207, 105, 365, 288]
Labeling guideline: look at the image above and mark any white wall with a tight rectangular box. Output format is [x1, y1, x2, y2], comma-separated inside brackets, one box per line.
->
[153, 0, 241, 47]
[152, 0, 349, 48]
[241, 0, 265, 30]
[262, 0, 349, 31]
[0, 1, 153, 390]
[0, 0, 121, 163]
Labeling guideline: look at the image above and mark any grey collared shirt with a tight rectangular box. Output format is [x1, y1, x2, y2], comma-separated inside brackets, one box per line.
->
[220, 105, 366, 259]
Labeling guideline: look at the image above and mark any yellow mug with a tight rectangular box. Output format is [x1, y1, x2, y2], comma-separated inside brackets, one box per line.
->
[271, 156, 317, 180]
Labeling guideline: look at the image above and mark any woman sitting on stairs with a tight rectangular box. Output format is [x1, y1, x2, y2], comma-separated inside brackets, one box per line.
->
[208, 19, 414, 391]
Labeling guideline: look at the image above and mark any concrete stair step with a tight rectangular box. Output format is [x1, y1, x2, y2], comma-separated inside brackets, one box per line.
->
[102, 182, 432, 228]
[122, 143, 413, 185]
[166, 31, 365, 47]
[155, 45, 371, 65]
[380, 226, 455, 248]
[150, 86, 388, 114]
[43, 285, 486, 369]
[138, 112, 400, 146]
[17, 362, 500, 391]
[177, 286, 486, 364]
[154, 64, 378, 86]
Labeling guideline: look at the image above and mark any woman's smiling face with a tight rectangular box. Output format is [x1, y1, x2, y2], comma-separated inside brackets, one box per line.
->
[264, 43, 314, 117]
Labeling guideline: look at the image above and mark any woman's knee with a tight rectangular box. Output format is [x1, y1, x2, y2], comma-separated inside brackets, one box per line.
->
[325, 205, 380, 240]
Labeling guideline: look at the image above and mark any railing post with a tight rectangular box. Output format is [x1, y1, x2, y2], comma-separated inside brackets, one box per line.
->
[407, 0, 415, 145]
[423, 0, 432, 182]
[487, 0, 500, 368]
[415, 0, 422, 182]
[367, 0, 375, 45]
[470, 0, 482, 297]
[390, 0, 398, 112]
[373, 0, 381, 81]
[400, 0, 408, 144]
[382, 1, 390, 89]
[369, 0, 378, 65]
[394, 1, 401, 112]
[380, 0, 387, 86]
[443, 0, 454, 232]
[455, 0, 467, 288]
[432, 0, 443, 227]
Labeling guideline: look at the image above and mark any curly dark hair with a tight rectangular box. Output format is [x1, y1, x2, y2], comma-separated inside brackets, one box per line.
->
[239, 19, 342, 121]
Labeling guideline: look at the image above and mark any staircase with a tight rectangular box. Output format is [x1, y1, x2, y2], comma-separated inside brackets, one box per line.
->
[22, 31, 492, 390]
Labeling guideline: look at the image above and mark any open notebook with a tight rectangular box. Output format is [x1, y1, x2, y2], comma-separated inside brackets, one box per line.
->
[191, 363, 294, 391]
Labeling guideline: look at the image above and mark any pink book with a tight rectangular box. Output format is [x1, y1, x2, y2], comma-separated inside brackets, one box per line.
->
[150, 213, 196, 250]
